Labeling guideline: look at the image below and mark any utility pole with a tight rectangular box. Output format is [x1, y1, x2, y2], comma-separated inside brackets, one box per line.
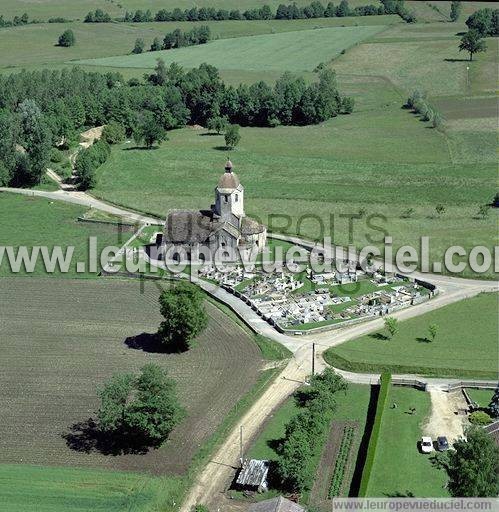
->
[312, 343, 316, 376]
[239, 425, 244, 467]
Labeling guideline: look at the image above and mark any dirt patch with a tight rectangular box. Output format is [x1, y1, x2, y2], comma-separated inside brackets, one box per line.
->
[423, 389, 466, 443]
[80, 126, 104, 148]
[0, 277, 263, 475]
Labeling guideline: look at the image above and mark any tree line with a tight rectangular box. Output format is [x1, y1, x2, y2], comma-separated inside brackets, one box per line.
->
[84, 0, 414, 24]
[133, 25, 211, 54]
[1, 0, 419, 28]
[0, 62, 352, 188]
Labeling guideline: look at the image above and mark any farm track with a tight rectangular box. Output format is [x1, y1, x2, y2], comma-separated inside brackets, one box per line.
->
[0, 277, 263, 475]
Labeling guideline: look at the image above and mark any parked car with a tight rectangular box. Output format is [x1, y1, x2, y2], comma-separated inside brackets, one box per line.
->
[437, 436, 449, 451]
[421, 436, 433, 453]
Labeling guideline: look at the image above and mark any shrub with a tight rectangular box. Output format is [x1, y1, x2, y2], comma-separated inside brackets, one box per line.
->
[341, 96, 355, 114]
[469, 411, 492, 425]
[358, 372, 391, 496]
[58, 29, 75, 47]
[50, 148, 63, 163]
[102, 122, 126, 145]
[225, 124, 241, 149]
[132, 38, 145, 54]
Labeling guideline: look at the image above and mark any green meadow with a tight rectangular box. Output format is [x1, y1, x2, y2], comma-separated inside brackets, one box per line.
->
[0, 464, 184, 512]
[0, 17, 396, 73]
[77, 25, 387, 71]
[0, 192, 127, 277]
[92, 121, 496, 279]
[324, 293, 499, 379]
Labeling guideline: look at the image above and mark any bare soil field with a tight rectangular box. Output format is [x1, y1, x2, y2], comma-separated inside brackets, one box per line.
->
[0, 277, 263, 475]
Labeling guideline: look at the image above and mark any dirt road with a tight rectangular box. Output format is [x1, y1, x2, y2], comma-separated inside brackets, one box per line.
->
[181, 357, 308, 510]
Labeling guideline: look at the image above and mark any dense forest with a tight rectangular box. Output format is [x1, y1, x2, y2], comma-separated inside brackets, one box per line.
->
[0, 62, 352, 188]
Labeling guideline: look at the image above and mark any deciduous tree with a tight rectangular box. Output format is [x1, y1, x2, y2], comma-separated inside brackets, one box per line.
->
[459, 30, 487, 61]
[158, 282, 208, 351]
[447, 426, 499, 497]
[225, 124, 241, 149]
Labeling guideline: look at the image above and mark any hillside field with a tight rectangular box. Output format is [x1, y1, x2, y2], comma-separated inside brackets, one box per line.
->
[77, 25, 387, 71]
[324, 293, 499, 379]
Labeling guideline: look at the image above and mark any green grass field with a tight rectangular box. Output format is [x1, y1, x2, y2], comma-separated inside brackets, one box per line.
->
[0, 192, 129, 277]
[366, 386, 448, 497]
[466, 388, 495, 408]
[0, 464, 184, 512]
[77, 25, 387, 72]
[324, 293, 499, 379]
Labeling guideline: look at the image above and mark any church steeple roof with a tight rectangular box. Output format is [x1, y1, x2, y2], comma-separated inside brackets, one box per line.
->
[217, 159, 240, 190]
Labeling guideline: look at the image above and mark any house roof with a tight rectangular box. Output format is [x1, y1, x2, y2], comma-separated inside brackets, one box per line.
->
[248, 497, 305, 512]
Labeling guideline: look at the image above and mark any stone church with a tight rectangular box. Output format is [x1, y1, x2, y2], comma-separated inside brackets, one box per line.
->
[162, 160, 267, 262]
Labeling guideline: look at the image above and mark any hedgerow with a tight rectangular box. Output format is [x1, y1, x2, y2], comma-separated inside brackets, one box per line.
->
[358, 372, 391, 496]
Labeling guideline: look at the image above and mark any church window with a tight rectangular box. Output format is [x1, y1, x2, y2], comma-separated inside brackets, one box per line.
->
[224, 195, 228, 203]
[235, 194, 238, 202]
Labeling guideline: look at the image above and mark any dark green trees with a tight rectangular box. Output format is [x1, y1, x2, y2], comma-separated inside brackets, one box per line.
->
[58, 29, 75, 47]
[98, 364, 184, 444]
[450, 1, 461, 22]
[465, 8, 499, 37]
[276, 368, 348, 492]
[447, 427, 499, 497]
[133, 113, 168, 148]
[158, 282, 208, 351]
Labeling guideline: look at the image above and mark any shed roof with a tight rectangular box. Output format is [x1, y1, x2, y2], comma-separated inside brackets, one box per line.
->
[236, 459, 269, 488]
[248, 497, 305, 512]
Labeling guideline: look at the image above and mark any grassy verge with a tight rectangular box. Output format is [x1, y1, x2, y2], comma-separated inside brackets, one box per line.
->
[358, 373, 390, 496]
